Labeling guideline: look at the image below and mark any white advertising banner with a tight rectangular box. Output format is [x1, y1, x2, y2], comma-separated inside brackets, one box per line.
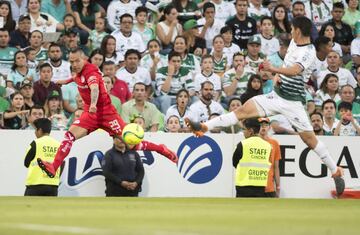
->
[0, 130, 359, 198]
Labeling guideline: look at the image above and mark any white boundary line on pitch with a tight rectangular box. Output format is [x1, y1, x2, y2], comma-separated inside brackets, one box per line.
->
[0, 223, 112, 234]
[1, 223, 202, 235]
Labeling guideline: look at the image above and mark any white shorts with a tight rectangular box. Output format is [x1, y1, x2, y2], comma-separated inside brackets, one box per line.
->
[252, 91, 313, 132]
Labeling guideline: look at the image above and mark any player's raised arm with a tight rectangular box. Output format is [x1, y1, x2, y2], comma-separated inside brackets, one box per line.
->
[89, 80, 99, 113]
[55, 76, 75, 86]
[262, 60, 303, 77]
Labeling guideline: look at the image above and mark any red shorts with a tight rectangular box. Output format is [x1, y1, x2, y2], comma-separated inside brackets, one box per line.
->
[72, 109, 127, 136]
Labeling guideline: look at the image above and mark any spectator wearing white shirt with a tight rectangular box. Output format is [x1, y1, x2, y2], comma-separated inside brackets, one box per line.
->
[314, 73, 341, 109]
[312, 36, 332, 83]
[304, 0, 332, 31]
[322, 99, 340, 135]
[111, 14, 146, 60]
[256, 16, 279, 57]
[107, 0, 141, 32]
[47, 43, 71, 82]
[140, 39, 168, 82]
[219, 25, 241, 66]
[156, 4, 182, 53]
[320, 24, 343, 57]
[211, 0, 236, 23]
[350, 21, 360, 70]
[165, 89, 196, 130]
[194, 55, 222, 101]
[190, 81, 225, 123]
[317, 51, 357, 88]
[115, 49, 151, 96]
[100, 35, 123, 66]
[334, 101, 360, 136]
[27, 0, 63, 33]
[198, 2, 224, 50]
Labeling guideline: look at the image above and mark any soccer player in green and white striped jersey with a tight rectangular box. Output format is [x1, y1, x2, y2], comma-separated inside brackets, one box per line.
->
[185, 16, 345, 197]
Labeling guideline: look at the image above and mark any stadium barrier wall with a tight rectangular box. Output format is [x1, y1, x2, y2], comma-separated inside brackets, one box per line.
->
[0, 130, 359, 198]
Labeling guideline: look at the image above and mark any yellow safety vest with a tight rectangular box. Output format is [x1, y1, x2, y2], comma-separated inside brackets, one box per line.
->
[25, 136, 60, 186]
[235, 136, 272, 187]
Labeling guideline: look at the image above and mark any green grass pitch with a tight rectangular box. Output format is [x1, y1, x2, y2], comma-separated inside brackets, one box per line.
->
[0, 197, 359, 235]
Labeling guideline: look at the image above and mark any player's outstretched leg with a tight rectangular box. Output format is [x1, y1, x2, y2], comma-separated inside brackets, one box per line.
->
[137, 141, 178, 164]
[300, 132, 345, 196]
[185, 100, 260, 136]
[37, 131, 76, 177]
[185, 111, 239, 136]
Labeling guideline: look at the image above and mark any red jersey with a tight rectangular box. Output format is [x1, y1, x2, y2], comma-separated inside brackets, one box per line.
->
[111, 78, 132, 104]
[74, 62, 113, 113]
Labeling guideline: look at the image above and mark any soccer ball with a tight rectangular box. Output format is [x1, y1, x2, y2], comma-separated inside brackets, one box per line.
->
[122, 123, 144, 145]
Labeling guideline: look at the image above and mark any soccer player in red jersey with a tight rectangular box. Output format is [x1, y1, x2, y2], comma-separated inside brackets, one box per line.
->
[37, 48, 178, 178]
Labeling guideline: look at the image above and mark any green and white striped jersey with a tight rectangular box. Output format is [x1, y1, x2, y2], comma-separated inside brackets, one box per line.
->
[0, 47, 18, 76]
[156, 66, 194, 97]
[212, 54, 228, 76]
[35, 47, 48, 63]
[276, 42, 316, 104]
[133, 25, 155, 47]
[140, 54, 168, 71]
[182, 54, 201, 74]
[223, 67, 255, 96]
[245, 52, 266, 73]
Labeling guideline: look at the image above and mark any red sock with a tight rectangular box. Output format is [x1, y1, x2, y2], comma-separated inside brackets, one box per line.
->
[52, 131, 75, 170]
[136, 141, 163, 153]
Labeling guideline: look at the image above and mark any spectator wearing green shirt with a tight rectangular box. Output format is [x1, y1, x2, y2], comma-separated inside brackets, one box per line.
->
[72, 0, 105, 33]
[133, 7, 155, 49]
[41, 0, 72, 23]
[25, 30, 48, 64]
[122, 82, 161, 132]
[0, 28, 18, 77]
[342, 0, 360, 30]
[0, 97, 9, 113]
[354, 65, 360, 104]
[172, 0, 200, 24]
[155, 51, 195, 114]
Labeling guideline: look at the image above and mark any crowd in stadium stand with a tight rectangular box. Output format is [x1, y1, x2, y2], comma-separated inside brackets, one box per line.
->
[0, 0, 360, 136]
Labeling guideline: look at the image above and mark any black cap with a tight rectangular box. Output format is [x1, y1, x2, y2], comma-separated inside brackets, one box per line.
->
[64, 28, 78, 36]
[19, 79, 32, 89]
[19, 14, 31, 22]
[48, 90, 60, 100]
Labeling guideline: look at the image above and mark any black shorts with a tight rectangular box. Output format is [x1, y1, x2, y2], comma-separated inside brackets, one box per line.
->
[236, 186, 266, 198]
[24, 185, 58, 196]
